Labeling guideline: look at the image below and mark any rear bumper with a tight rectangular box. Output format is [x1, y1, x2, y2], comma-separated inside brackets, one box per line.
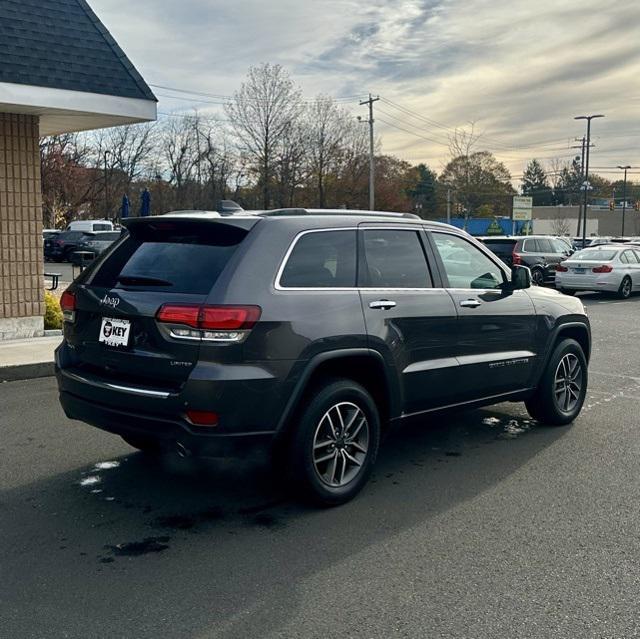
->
[54, 342, 289, 458]
[59, 388, 274, 457]
[555, 273, 621, 292]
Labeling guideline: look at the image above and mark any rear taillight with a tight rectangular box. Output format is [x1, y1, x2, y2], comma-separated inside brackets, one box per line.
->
[512, 251, 522, 265]
[592, 265, 613, 273]
[156, 304, 261, 342]
[60, 290, 76, 322]
[556, 263, 568, 272]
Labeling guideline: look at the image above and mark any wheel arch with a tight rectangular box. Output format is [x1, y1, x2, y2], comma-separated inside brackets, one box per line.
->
[551, 322, 591, 363]
[274, 349, 399, 439]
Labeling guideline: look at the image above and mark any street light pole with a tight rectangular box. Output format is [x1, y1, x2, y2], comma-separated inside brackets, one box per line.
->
[618, 165, 631, 237]
[574, 114, 604, 245]
[103, 150, 111, 220]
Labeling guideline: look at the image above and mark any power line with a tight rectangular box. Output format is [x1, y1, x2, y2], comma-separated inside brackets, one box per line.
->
[379, 96, 572, 151]
[151, 83, 363, 104]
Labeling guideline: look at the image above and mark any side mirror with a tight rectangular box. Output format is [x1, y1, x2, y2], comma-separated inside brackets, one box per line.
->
[510, 265, 531, 290]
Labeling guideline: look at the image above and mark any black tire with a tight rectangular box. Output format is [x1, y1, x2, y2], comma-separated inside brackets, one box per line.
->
[531, 268, 545, 286]
[525, 338, 588, 426]
[121, 434, 162, 454]
[286, 378, 380, 506]
[618, 276, 632, 299]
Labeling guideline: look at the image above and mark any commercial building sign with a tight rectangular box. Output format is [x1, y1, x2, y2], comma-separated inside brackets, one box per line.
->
[512, 196, 533, 221]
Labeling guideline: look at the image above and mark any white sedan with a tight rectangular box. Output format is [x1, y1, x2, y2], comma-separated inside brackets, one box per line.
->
[555, 245, 640, 299]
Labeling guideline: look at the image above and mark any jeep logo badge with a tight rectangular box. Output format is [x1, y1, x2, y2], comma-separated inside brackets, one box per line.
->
[101, 294, 120, 309]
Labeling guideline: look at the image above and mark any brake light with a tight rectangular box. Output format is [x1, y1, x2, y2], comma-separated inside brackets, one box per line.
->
[512, 251, 522, 265]
[156, 304, 261, 342]
[556, 263, 568, 272]
[592, 264, 613, 273]
[199, 306, 261, 330]
[156, 304, 200, 328]
[60, 290, 76, 322]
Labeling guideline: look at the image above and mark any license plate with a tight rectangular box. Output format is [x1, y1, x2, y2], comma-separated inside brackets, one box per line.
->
[574, 268, 586, 274]
[99, 317, 131, 347]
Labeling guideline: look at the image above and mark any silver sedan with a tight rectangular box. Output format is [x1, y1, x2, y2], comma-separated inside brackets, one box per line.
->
[555, 245, 640, 299]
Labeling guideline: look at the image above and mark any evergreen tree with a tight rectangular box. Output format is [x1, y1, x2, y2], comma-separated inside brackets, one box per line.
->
[406, 163, 438, 218]
[522, 159, 551, 205]
[555, 158, 583, 205]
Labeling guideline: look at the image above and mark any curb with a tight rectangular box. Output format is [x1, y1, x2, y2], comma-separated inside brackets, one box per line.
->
[0, 361, 55, 383]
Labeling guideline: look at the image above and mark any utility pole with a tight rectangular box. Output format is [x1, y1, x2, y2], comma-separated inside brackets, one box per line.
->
[575, 114, 604, 246]
[618, 165, 632, 237]
[359, 94, 379, 211]
[446, 188, 451, 224]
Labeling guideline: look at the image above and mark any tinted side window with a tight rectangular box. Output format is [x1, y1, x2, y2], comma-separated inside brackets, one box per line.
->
[433, 233, 504, 289]
[537, 238, 553, 253]
[552, 239, 569, 253]
[521, 239, 538, 253]
[280, 230, 356, 288]
[360, 230, 431, 288]
[482, 240, 516, 258]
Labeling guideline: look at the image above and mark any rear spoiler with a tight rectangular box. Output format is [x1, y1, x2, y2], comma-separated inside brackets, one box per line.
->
[122, 215, 260, 236]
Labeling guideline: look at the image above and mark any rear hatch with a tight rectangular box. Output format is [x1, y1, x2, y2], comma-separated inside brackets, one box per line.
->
[64, 217, 255, 392]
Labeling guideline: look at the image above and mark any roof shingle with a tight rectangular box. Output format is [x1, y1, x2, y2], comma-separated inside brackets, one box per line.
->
[0, 0, 156, 102]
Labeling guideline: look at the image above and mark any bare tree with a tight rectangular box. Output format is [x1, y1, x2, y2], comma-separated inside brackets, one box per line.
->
[225, 63, 303, 208]
[551, 216, 571, 236]
[162, 115, 199, 207]
[306, 96, 349, 207]
[103, 123, 157, 185]
[448, 122, 481, 160]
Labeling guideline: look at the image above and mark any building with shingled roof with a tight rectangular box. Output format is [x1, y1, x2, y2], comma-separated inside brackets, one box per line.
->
[0, 0, 156, 339]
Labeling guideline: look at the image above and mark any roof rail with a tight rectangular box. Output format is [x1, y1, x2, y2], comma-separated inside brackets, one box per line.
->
[257, 207, 421, 220]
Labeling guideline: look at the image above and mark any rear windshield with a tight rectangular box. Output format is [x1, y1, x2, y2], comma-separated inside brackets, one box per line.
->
[481, 240, 516, 256]
[571, 249, 617, 261]
[89, 222, 247, 294]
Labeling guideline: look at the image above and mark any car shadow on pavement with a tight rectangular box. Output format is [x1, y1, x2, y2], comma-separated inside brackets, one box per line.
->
[0, 403, 568, 639]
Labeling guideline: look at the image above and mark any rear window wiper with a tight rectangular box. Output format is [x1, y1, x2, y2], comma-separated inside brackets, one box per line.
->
[117, 275, 173, 286]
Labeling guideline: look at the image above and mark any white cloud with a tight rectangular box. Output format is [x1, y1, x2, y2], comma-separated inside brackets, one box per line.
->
[91, 0, 640, 179]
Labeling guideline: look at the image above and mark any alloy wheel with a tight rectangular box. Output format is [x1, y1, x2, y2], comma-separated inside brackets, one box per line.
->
[554, 353, 583, 413]
[312, 402, 369, 488]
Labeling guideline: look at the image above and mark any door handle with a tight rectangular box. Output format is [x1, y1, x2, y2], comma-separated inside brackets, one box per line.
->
[369, 300, 397, 310]
[460, 299, 482, 308]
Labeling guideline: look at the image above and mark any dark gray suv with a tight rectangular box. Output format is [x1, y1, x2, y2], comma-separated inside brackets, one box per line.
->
[56, 210, 591, 505]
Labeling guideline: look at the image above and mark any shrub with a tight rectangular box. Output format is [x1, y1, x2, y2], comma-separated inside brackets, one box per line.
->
[44, 290, 63, 330]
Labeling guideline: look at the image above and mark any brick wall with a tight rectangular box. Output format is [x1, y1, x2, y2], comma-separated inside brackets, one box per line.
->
[0, 113, 44, 339]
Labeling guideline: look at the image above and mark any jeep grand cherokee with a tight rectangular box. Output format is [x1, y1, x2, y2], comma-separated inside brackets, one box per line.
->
[56, 209, 591, 505]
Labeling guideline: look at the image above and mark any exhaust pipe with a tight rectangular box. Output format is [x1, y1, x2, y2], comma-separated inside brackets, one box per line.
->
[175, 441, 191, 458]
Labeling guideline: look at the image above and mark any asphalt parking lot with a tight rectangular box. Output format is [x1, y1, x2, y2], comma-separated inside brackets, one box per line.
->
[44, 261, 75, 286]
[2, 293, 640, 638]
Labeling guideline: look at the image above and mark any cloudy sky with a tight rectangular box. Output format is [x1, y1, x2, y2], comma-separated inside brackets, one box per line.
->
[93, 0, 640, 182]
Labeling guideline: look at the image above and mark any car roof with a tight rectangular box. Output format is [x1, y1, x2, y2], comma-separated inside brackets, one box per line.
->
[128, 208, 463, 233]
